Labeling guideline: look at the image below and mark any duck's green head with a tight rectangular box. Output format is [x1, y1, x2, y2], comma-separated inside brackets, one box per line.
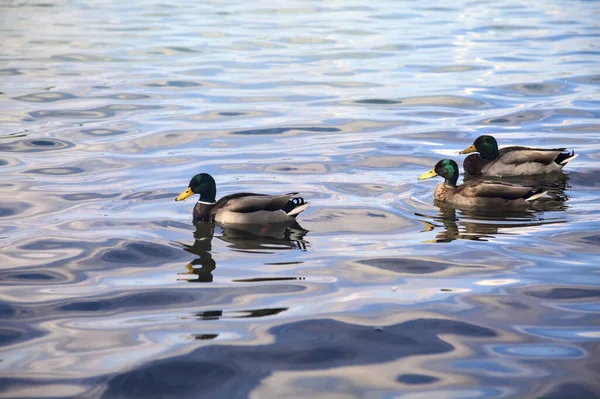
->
[175, 173, 217, 202]
[418, 159, 459, 187]
[459, 135, 499, 160]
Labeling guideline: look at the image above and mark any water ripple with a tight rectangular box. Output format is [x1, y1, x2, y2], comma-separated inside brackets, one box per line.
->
[1, 0, 599, 397]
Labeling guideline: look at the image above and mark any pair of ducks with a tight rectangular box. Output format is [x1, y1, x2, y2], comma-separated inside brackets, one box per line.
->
[418, 135, 577, 209]
[175, 135, 577, 224]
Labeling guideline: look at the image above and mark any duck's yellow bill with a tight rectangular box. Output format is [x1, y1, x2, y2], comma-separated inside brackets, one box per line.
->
[459, 144, 477, 154]
[418, 168, 437, 180]
[175, 187, 193, 202]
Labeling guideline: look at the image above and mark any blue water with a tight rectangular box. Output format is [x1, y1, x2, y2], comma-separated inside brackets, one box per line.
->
[1, 0, 599, 397]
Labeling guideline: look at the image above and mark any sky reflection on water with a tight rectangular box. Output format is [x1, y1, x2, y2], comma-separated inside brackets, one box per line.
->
[1, 0, 600, 397]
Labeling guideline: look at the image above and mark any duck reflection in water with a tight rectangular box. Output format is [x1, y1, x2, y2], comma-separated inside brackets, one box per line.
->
[421, 174, 570, 243]
[176, 221, 309, 282]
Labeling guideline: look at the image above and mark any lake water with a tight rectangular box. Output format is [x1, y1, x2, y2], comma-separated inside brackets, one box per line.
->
[1, 0, 600, 397]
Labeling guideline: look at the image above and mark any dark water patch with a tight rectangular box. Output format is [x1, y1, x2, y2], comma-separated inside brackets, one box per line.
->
[26, 167, 84, 175]
[540, 33, 600, 42]
[578, 233, 600, 246]
[101, 93, 152, 100]
[498, 81, 568, 96]
[356, 258, 449, 275]
[29, 104, 161, 119]
[146, 80, 201, 88]
[0, 138, 74, 153]
[0, 303, 17, 318]
[191, 307, 288, 320]
[0, 270, 70, 284]
[549, 124, 600, 133]
[427, 65, 488, 73]
[0, 302, 19, 319]
[233, 277, 304, 283]
[300, 51, 393, 61]
[539, 383, 600, 399]
[374, 43, 412, 51]
[0, 202, 32, 218]
[184, 109, 276, 122]
[51, 54, 120, 62]
[81, 128, 127, 136]
[180, 67, 223, 77]
[219, 112, 245, 116]
[99, 241, 182, 266]
[103, 318, 495, 398]
[0, 326, 44, 347]
[0, 68, 22, 76]
[165, 46, 199, 53]
[473, 108, 595, 126]
[62, 192, 120, 201]
[523, 287, 600, 300]
[262, 162, 329, 174]
[103, 360, 238, 399]
[473, 24, 539, 32]
[29, 39, 70, 45]
[354, 95, 489, 109]
[232, 126, 341, 135]
[0, 159, 8, 166]
[20, 238, 85, 251]
[488, 55, 536, 62]
[13, 92, 76, 102]
[373, 12, 421, 19]
[16, 238, 188, 276]
[396, 373, 439, 385]
[192, 334, 219, 340]
[568, 74, 600, 85]
[356, 99, 400, 105]
[59, 291, 196, 313]
[147, 46, 200, 55]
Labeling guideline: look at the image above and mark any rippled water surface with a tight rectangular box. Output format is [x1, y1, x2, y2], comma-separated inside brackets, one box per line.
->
[2, 0, 600, 397]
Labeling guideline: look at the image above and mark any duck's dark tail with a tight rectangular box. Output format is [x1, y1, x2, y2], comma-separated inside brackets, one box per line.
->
[283, 196, 309, 217]
[524, 187, 547, 202]
[554, 150, 578, 166]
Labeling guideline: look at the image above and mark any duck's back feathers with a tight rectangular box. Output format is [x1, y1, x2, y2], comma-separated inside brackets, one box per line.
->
[456, 180, 534, 200]
[216, 192, 294, 213]
[466, 146, 577, 176]
[498, 146, 567, 165]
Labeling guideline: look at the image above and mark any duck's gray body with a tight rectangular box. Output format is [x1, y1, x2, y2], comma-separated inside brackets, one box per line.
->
[193, 192, 309, 224]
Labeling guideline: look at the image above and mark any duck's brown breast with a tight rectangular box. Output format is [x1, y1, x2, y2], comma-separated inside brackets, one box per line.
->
[463, 154, 489, 176]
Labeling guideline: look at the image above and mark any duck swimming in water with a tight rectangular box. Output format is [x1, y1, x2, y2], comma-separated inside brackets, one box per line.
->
[175, 173, 309, 224]
[459, 135, 577, 177]
[418, 159, 547, 209]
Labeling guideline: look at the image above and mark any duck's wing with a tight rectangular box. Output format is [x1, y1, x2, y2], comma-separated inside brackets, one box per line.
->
[498, 146, 567, 166]
[218, 192, 299, 213]
[457, 180, 533, 200]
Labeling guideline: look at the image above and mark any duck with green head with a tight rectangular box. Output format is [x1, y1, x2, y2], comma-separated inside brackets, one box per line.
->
[418, 159, 547, 209]
[175, 173, 309, 224]
[459, 135, 577, 177]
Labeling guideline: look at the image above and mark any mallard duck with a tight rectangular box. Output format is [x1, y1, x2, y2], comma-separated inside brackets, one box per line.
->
[418, 159, 547, 209]
[459, 135, 577, 176]
[175, 173, 309, 224]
